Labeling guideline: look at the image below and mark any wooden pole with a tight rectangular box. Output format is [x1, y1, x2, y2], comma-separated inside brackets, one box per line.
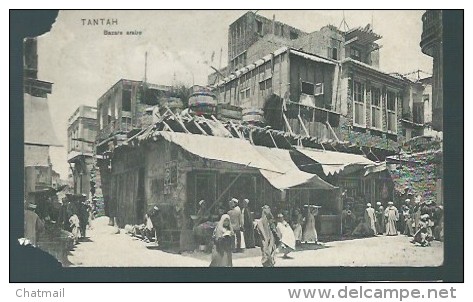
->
[204, 162, 252, 216]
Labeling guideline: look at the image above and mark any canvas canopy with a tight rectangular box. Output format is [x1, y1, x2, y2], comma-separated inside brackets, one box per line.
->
[24, 94, 62, 147]
[157, 132, 335, 190]
[296, 147, 375, 176]
[254, 146, 336, 190]
[159, 131, 281, 172]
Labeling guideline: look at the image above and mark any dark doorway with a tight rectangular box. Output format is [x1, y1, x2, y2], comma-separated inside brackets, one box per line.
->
[136, 168, 145, 223]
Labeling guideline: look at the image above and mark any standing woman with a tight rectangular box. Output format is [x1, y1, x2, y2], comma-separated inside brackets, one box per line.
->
[210, 214, 234, 267]
[302, 205, 318, 244]
[256, 205, 279, 267]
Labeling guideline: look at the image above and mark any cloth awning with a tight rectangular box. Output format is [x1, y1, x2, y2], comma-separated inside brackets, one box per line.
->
[157, 132, 336, 190]
[24, 94, 62, 147]
[158, 131, 281, 173]
[296, 147, 375, 176]
[364, 162, 388, 176]
[254, 146, 336, 190]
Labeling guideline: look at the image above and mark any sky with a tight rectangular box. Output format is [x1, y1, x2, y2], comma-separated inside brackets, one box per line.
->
[36, 10, 432, 178]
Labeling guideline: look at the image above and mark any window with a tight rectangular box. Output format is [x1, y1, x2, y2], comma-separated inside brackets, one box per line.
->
[259, 78, 272, 97]
[314, 83, 324, 96]
[413, 102, 424, 124]
[386, 91, 397, 132]
[329, 38, 339, 60]
[350, 47, 361, 61]
[290, 31, 299, 40]
[256, 20, 263, 35]
[108, 106, 112, 124]
[122, 89, 132, 112]
[280, 25, 284, 37]
[331, 48, 338, 60]
[301, 81, 314, 95]
[353, 80, 365, 126]
[371, 87, 382, 129]
[121, 116, 132, 131]
[240, 88, 250, 101]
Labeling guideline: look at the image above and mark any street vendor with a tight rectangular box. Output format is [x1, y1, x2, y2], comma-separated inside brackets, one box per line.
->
[410, 214, 433, 247]
[302, 205, 319, 244]
[192, 200, 216, 250]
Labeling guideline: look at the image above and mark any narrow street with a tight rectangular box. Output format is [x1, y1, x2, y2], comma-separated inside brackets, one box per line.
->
[67, 216, 443, 267]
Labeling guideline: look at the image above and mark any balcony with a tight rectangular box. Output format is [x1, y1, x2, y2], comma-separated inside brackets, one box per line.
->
[97, 119, 136, 143]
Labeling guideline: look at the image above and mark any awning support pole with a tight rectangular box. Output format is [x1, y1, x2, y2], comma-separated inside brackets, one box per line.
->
[193, 121, 208, 136]
[326, 121, 340, 143]
[229, 121, 244, 139]
[298, 114, 310, 137]
[204, 162, 251, 216]
[162, 121, 174, 132]
[165, 106, 190, 133]
[269, 132, 278, 148]
[282, 112, 294, 136]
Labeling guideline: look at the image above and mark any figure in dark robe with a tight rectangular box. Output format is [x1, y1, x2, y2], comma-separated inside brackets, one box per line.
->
[375, 202, 385, 235]
[209, 214, 234, 267]
[241, 199, 255, 248]
[341, 205, 356, 236]
[291, 208, 304, 245]
[78, 199, 89, 238]
[256, 205, 279, 267]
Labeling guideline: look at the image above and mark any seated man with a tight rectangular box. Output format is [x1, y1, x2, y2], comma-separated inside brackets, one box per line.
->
[351, 217, 375, 238]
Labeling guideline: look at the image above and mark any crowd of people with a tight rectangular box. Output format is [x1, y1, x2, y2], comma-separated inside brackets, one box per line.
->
[341, 193, 443, 247]
[57, 194, 97, 244]
[207, 198, 324, 267]
[110, 191, 443, 268]
[22, 191, 97, 265]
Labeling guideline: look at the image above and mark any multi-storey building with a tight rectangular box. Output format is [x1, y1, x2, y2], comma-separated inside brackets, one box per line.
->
[67, 105, 97, 195]
[23, 37, 61, 200]
[222, 11, 382, 76]
[227, 11, 307, 72]
[210, 12, 436, 206]
[95, 79, 172, 219]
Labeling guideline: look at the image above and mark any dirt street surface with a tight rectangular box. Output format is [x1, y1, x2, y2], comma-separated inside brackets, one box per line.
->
[67, 216, 443, 267]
